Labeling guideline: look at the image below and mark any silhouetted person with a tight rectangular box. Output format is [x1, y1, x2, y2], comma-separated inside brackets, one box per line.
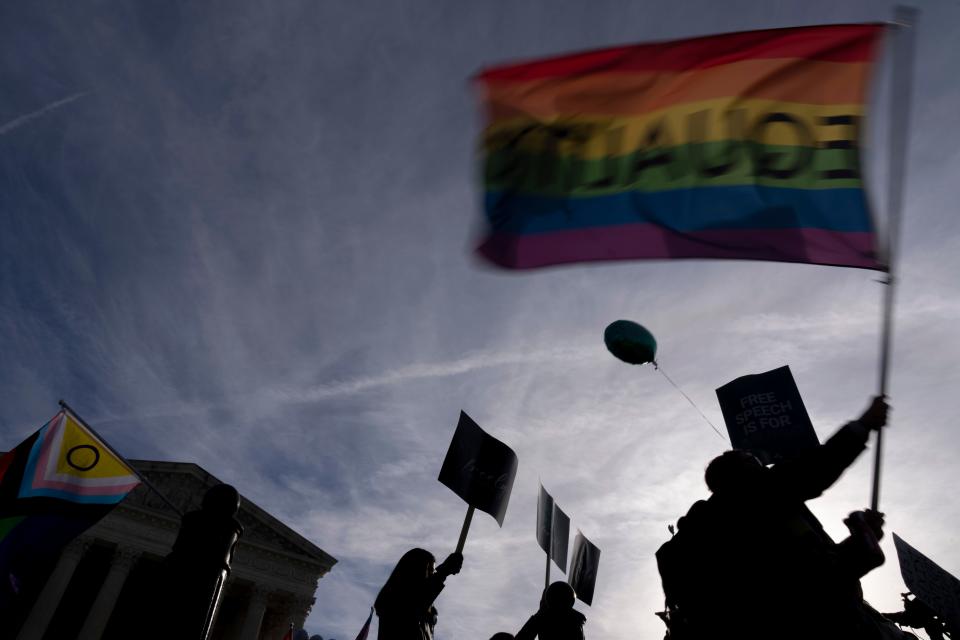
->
[515, 582, 586, 640]
[658, 396, 892, 640]
[489, 633, 515, 640]
[147, 483, 243, 640]
[375, 548, 463, 640]
[884, 594, 944, 640]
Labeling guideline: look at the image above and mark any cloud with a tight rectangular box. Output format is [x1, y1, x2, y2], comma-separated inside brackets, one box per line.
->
[0, 92, 86, 137]
[3, 2, 960, 640]
[262, 346, 597, 404]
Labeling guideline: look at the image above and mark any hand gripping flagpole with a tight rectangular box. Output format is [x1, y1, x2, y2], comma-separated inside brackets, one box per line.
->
[58, 399, 184, 517]
[872, 6, 917, 512]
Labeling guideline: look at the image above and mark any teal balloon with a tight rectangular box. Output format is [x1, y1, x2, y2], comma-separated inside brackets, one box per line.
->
[604, 320, 657, 365]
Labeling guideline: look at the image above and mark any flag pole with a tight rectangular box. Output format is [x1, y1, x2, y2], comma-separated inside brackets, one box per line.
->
[871, 5, 917, 512]
[455, 505, 474, 554]
[58, 399, 184, 518]
[545, 551, 551, 590]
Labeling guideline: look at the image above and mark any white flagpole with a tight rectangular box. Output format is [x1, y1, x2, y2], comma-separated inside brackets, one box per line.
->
[872, 6, 917, 512]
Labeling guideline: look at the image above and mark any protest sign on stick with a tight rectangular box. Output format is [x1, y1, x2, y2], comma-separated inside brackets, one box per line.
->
[537, 484, 570, 587]
[568, 531, 600, 606]
[438, 411, 518, 552]
[893, 533, 960, 636]
[715, 365, 819, 464]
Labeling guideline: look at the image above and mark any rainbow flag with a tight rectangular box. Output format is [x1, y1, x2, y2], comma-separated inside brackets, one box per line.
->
[476, 24, 886, 270]
[0, 410, 141, 608]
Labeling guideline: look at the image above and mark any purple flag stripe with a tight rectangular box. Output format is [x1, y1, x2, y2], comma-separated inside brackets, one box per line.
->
[478, 225, 881, 270]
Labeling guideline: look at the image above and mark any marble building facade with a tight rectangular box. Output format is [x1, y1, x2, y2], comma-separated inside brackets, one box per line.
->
[11, 459, 337, 640]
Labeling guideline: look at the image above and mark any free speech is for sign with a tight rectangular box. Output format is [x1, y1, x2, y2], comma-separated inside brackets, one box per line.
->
[715, 365, 819, 464]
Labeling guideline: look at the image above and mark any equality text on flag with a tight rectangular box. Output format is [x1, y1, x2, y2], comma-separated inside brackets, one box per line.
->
[476, 24, 886, 270]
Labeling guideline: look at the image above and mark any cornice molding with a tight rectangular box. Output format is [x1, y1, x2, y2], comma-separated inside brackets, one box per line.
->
[125, 460, 336, 569]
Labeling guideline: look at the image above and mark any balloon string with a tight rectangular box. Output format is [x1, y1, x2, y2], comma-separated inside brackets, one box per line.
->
[654, 362, 728, 443]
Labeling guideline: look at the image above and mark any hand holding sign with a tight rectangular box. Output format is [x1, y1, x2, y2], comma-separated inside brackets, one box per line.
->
[436, 552, 464, 577]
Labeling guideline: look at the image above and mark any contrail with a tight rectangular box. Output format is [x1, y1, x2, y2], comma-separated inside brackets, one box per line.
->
[82, 346, 599, 425]
[0, 92, 87, 137]
[263, 345, 597, 404]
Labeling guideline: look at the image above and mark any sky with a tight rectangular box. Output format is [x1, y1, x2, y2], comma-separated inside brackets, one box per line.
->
[2, 1, 959, 639]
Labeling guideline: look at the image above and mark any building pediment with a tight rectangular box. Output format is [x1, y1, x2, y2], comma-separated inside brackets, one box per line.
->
[126, 460, 336, 571]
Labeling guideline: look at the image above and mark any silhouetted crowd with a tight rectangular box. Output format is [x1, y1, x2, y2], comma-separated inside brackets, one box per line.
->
[374, 397, 936, 640]
[374, 553, 585, 640]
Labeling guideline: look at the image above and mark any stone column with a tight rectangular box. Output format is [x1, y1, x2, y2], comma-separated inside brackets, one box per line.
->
[76, 546, 141, 640]
[290, 594, 315, 630]
[16, 537, 92, 640]
[239, 585, 270, 640]
[263, 597, 300, 640]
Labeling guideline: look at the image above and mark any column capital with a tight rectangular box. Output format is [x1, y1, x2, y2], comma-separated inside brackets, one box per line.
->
[286, 593, 315, 631]
[250, 584, 272, 605]
[111, 546, 142, 571]
[291, 593, 315, 611]
[62, 536, 94, 561]
[270, 597, 297, 619]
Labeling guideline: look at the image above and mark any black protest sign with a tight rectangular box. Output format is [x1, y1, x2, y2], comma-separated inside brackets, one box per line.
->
[537, 484, 554, 554]
[438, 411, 518, 526]
[537, 484, 570, 573]
[551, 504, 570, 573]
[894, 533, 960, 636]
[715, 365, 819, 464]
[568, 531, 600, 606]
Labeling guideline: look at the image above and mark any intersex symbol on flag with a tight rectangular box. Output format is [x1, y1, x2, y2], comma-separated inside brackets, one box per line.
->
[716, 366, 819, 464]
[15, 411, 140, 504]
[0, 410, 141, 512]
[438, 411, 518, 526]
[537, 484, 570, 573]
[568, 531, 601, 606]
[0, 408, 142, 610]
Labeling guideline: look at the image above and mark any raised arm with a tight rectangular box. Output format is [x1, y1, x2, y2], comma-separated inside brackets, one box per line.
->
[770, 397, 887, 501]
